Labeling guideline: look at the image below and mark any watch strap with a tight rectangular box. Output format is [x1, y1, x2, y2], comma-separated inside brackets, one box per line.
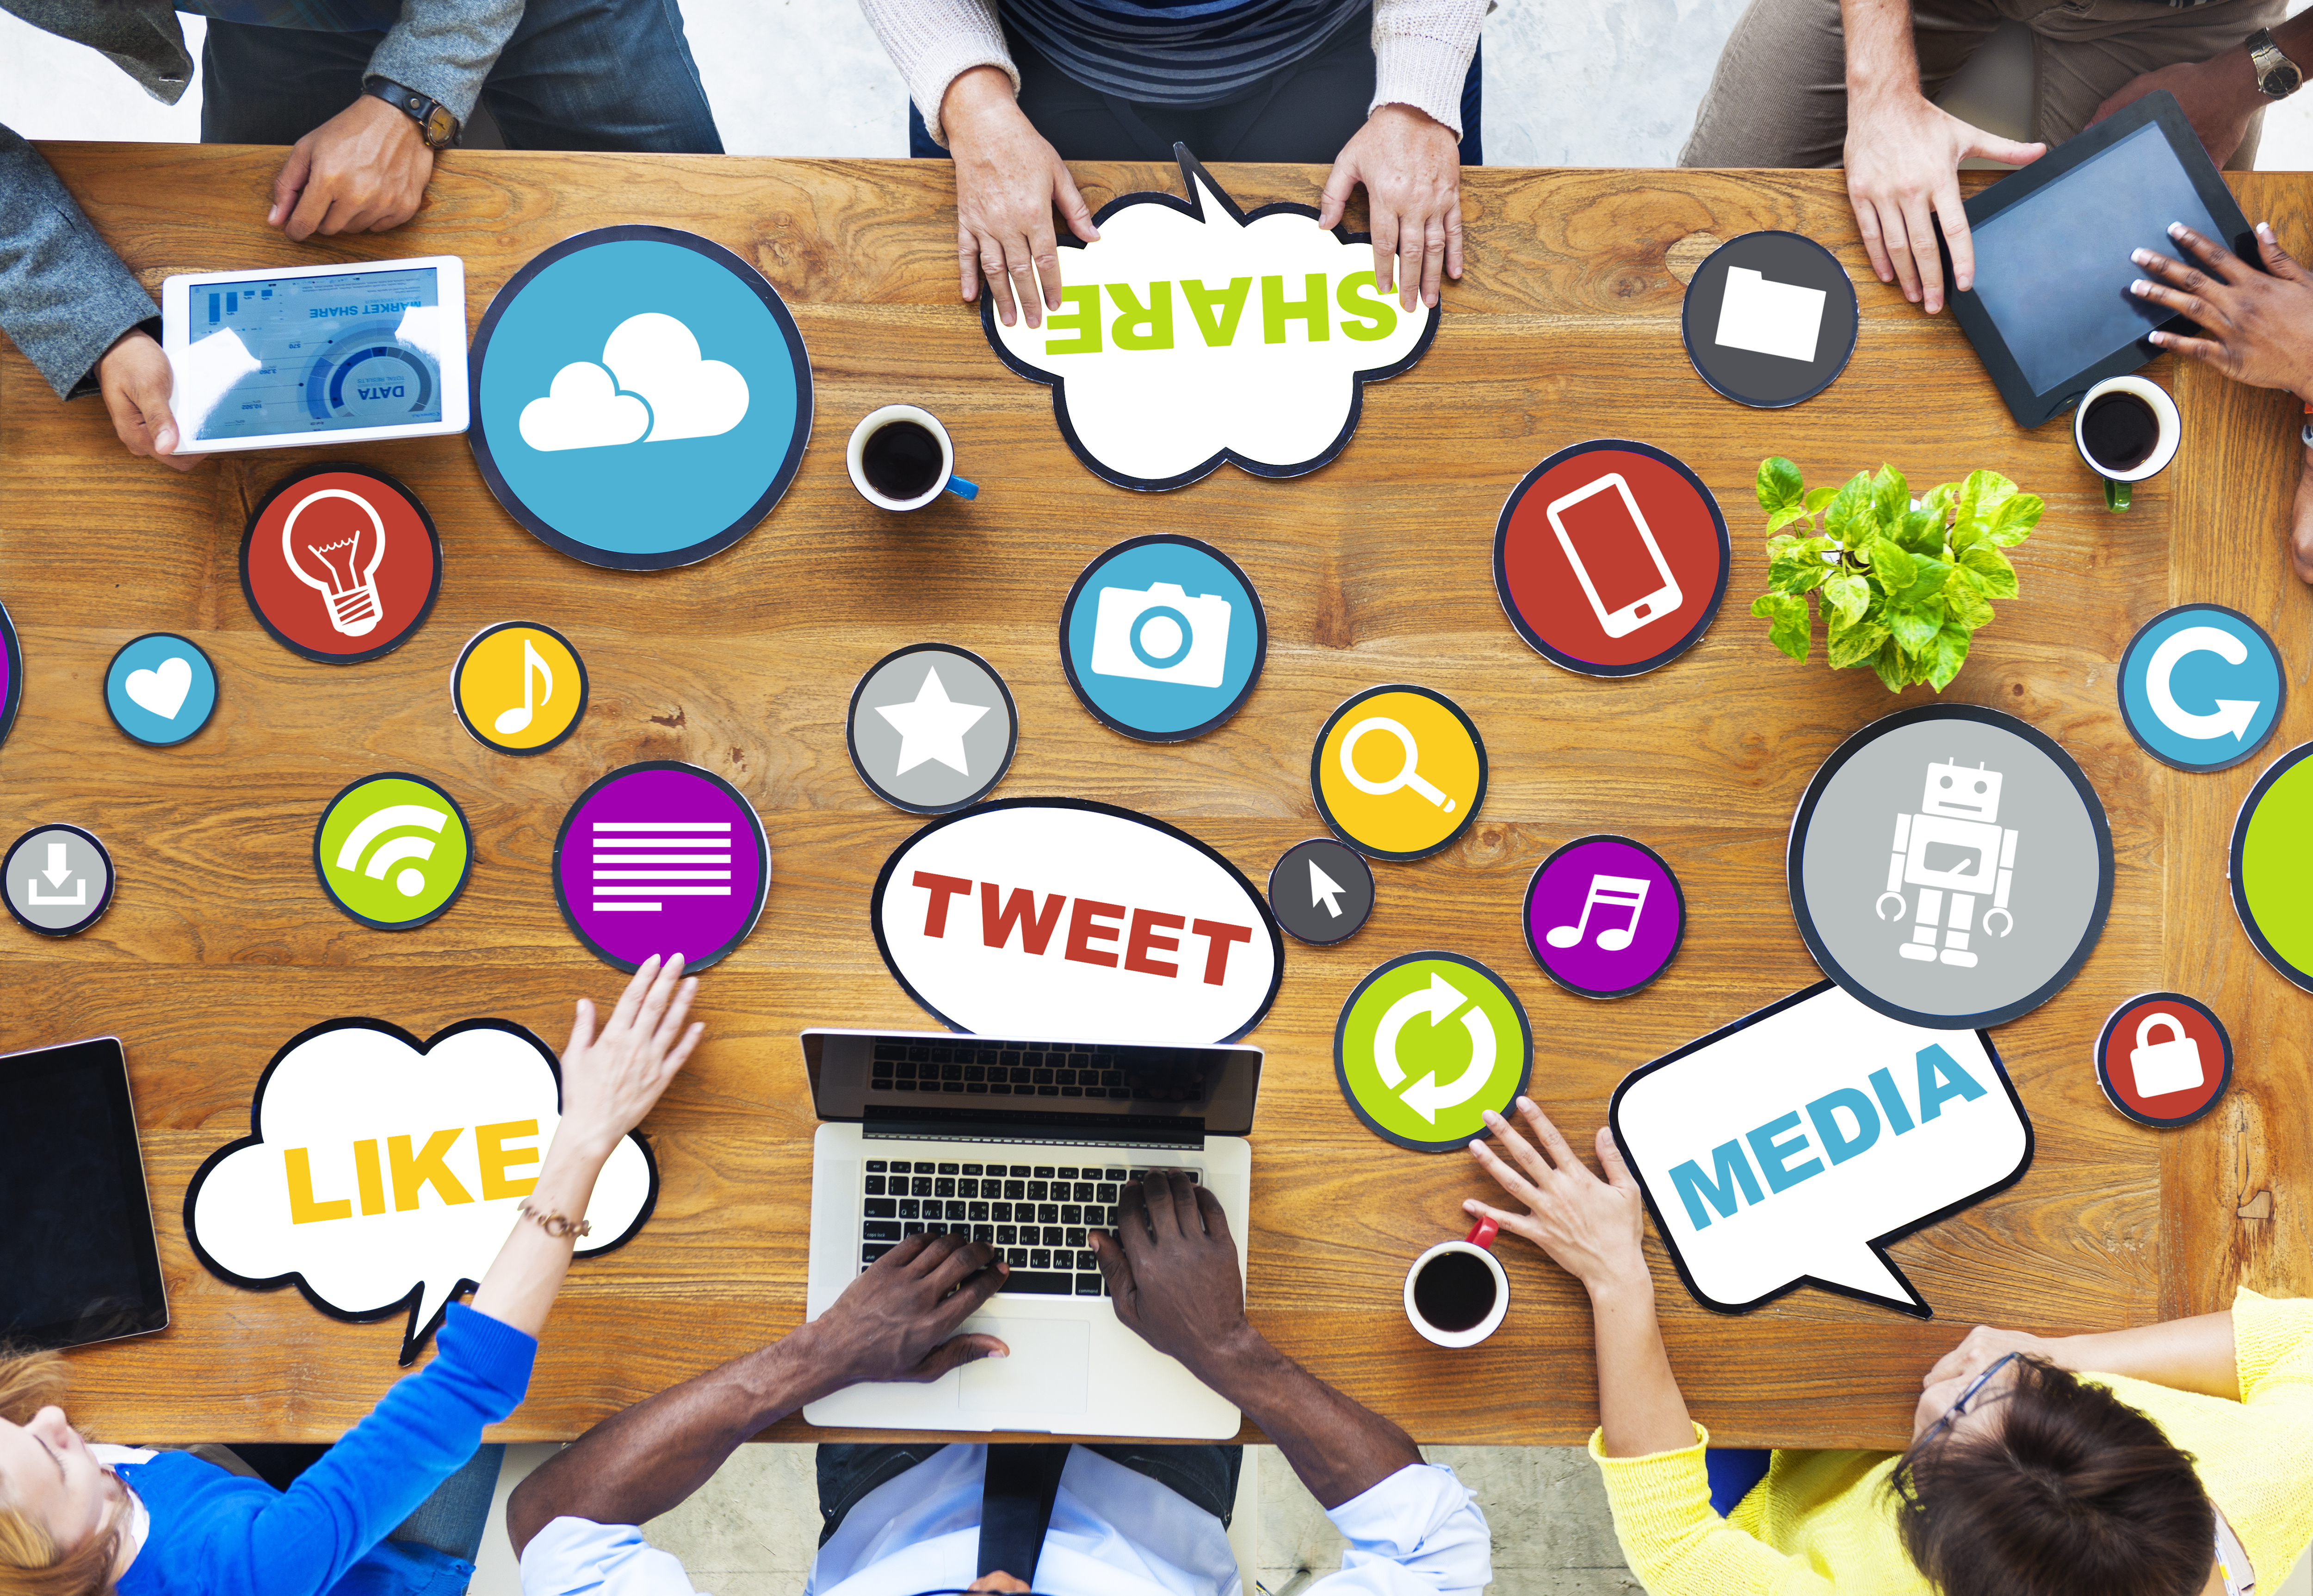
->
[2247, 28, 2301, 100]
[364, 78, 459, 148]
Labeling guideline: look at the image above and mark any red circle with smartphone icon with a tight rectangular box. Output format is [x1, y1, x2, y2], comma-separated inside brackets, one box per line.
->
[1493, 440, 1730, 677]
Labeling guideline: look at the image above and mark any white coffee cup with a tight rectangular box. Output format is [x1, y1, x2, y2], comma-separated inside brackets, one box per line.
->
[2073, 375, 2180, 513]
[846, 404, 978, 511]
[1404, 1216, 1509, 1349]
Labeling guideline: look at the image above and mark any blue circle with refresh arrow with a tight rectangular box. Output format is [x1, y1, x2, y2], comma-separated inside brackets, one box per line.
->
[2117, 605, 2284, 773]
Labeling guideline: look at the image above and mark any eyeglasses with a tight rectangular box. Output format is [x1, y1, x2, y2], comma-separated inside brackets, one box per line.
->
[1923, 1350, 2020, 1446]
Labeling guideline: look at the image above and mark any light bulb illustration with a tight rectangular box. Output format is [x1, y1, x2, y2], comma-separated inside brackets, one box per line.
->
[282, 488, 388, 637]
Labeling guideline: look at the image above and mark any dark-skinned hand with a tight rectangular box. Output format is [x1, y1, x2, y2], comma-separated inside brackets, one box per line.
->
[1090, 1171, 1252, 1380]
[800, 1233, 1010, 1395]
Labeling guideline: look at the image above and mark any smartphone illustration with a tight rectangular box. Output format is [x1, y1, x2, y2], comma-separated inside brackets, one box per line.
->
[1545, 473, 1682, 639]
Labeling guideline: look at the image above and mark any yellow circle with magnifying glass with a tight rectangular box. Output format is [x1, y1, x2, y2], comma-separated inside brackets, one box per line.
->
[1311, 685, 1488, 861]
[452, 622, 589, 755]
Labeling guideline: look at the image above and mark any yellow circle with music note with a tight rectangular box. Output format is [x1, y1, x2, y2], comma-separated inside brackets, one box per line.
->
[452, 622, 588, 755]
[1311, 685, 1488, 861]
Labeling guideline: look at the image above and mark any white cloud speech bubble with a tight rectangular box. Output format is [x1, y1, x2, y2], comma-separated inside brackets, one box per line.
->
[186, 1018, 657, 1363]
[1609, 982, 2033, 1317]
[984, 146, 1438, 491]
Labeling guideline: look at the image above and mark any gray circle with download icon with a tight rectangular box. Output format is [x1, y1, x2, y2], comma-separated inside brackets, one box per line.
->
[4, 825, 115, 936]
[847, 644, 1018, 814]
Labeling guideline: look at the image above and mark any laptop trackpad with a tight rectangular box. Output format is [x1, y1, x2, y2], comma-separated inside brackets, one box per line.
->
[959, 1317, 1090, 1416]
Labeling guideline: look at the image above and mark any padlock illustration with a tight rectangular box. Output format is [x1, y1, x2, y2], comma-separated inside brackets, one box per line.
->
[2129, 1012, 2204, 1098]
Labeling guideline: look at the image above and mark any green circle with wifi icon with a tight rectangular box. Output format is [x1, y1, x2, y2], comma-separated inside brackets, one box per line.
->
[313, 772, 473, 930]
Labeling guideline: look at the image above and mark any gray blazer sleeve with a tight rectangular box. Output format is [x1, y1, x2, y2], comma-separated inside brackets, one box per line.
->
[365, 0, 530, 126]
[0, 125, 159, 401]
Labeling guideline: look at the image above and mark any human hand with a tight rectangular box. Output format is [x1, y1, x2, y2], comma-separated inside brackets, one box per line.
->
[1317, 104, 1463, 310]
[554, 954, 703, 1162]
[2291, 442, 2313, 586]
[98, 329, 194, 471]
[800, 1233, 1009, 1393]
[2091, 51, 2259, 170]
[2132, 221, 2313, 398]
[1462, 1098, 1648, 1296]
[942, 66, 1100, 330]
[1091, 1171, 1256, 1380]
[268, 94, 435, 241]
[1843, 89, 2043, 312]
[1921, 1324, 2065, 1390]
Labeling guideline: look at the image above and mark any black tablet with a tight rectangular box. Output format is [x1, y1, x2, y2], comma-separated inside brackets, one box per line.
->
[1943, 91, 2253, 428]
[0, 1038, 169, 1349]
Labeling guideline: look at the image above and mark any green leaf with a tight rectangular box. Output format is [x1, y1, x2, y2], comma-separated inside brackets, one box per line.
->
[1950, 519, 1988, 555]
[1756, 456, 1806, 515]
[1822, 570, 1871, 626]
[1828, 620, 1890, 669]
[1959, 543, 2019, 598]
[1872, 465, 1910, 530]
[1868, 538, 1917, 593]
[1824, 473, 1878, 544]
[1764, 506, 1811, 536]
[1927, 619, 1972, 690]
[1987, 492, 2043, 546]
[1751, 591, 1812, 661]
[1899, 507, 1944, 555]
[1895, 554, 1952, 604]
[1887, 601, 1942, 654]
[1768, 536, 1837, 594]
[1944, 575, 1995, 629]
[1922, 482, 1957, 522]
[1956, 468, 2018, 527]
[1804, 486, 1840, 513]
[1872, 636, 1911, 693]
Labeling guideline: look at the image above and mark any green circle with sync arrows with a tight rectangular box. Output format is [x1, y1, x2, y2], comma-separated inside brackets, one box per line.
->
[1334, 951, 1534, 1152]
[313, 772, 473, 930]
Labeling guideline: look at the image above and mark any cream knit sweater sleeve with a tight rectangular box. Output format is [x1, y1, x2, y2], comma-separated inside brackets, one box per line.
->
[856, 0, 1488, 148]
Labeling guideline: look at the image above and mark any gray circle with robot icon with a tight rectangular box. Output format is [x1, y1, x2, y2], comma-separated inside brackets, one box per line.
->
[1790, 705, 2113, 1029]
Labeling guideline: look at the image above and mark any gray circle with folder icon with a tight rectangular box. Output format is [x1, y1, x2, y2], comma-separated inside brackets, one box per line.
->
[1681, 231, 1859, 409]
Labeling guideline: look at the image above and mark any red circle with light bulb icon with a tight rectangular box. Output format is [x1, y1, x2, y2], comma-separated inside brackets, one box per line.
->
[241, 463, 442, 664]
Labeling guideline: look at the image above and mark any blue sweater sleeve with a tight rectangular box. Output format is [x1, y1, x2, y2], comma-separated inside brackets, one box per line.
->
[216, 1304, 533, 1596]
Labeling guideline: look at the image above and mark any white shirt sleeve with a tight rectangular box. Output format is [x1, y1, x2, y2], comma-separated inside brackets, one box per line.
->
[1307, 1463, 1492, 1596]
[520, 1516, 710, 1596]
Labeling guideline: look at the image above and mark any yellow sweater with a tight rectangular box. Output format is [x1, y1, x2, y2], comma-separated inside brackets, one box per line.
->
[1589, 1289, 2313, 1594]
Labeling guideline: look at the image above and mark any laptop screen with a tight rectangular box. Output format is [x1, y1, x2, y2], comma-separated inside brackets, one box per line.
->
[802, 1029, 1260, 1141]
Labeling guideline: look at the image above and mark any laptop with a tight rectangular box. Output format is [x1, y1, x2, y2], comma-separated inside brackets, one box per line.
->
[800, 1027, 1261, 1439]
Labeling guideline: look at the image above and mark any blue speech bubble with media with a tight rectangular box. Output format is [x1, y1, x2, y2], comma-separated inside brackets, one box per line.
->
[104, 633, 219, 747]
[1059, 535, 1267, 742]
[2118, 604, 2284, 773]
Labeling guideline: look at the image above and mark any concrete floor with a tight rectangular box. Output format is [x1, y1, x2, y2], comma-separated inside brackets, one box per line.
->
[6, 3, 2312, 1592]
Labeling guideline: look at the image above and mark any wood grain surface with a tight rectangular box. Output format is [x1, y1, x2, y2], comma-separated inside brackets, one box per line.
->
[3, 146, 2307, 1449]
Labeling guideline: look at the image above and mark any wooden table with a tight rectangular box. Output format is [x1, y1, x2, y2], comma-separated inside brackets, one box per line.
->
[5, 147, 2308, 1449]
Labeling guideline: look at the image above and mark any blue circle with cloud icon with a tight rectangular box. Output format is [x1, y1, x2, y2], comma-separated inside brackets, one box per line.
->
[1059, 536, 1267, 741]
[469, 228, 812, 570]
[105, 633, 218, 747]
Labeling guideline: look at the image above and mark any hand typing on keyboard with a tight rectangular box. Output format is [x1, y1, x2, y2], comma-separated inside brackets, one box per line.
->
[793, 1233, 1011, 1394]
[1089, 1170, 1254, 1380]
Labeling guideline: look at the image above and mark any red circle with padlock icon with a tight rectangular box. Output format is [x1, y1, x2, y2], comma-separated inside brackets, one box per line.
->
[2095, 992, 2232, 1128]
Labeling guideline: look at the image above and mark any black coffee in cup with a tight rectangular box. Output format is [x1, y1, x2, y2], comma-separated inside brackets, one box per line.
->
[861, 419, 944, 500]
[1411, 1249, 1497, 1333]
[2082, 391, 2159, 472]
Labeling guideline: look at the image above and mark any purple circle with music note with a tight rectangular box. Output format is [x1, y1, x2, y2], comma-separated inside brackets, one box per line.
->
[1523, 835, 1684, 999]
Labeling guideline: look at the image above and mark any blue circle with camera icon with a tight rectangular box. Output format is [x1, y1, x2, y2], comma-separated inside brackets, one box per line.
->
[1059, 536, 1267, 742]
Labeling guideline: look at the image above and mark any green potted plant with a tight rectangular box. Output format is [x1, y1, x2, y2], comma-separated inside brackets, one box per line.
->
[1748, 457, 2042, 693]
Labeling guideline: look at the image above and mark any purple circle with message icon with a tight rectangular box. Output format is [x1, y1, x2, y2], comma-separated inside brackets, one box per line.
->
[1523, 834, 1684, 999]
[552, 761, 770, 972]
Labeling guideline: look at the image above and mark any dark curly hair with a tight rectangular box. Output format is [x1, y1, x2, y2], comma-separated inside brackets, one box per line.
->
[1888, 1356, 2214, 1596]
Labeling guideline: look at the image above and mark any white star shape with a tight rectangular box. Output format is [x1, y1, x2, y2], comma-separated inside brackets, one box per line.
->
[875, 665, 990, 776]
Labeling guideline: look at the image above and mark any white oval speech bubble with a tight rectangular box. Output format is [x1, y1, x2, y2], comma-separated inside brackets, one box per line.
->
[186, 1017, 657, 1363]
[1609, 981, 2033, 1317]
[984, 146, 1439, 491]
[870, 797, 1283, 1043]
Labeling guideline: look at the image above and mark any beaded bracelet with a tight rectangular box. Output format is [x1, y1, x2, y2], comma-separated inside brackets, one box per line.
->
[518, 1197, 592, 1240]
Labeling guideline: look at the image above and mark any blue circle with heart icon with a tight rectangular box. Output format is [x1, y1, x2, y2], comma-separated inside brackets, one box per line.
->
[104, 633, 218, 747]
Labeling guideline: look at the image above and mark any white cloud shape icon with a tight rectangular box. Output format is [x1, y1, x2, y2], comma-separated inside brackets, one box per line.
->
[519, 312, 750, 453]
[985, 147, 1437, 491]
[185, 1018, 657, 1363]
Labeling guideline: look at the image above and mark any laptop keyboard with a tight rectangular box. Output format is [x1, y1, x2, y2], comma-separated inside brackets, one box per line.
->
[868, 1040, 1203, 1103]
[859, 1156, 1199, 1299]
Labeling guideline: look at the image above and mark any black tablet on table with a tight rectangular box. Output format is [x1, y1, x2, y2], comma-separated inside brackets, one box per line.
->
[0, 1037, 169, 1349]
[1942, 91, 2254, 428]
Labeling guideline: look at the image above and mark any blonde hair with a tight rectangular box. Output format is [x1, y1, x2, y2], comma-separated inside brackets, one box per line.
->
[0, 1350, 119, 1596]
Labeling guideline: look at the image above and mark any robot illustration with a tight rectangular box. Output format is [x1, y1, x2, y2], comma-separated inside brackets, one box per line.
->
[1874, 759, 2018, 968]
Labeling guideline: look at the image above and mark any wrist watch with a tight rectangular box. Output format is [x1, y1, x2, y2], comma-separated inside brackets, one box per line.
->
[364, 78, 460, 149]
[2248, 29, 2303, 101]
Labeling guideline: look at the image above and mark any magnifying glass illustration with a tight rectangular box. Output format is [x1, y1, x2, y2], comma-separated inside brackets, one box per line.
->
[1339, 717, 1454, 813]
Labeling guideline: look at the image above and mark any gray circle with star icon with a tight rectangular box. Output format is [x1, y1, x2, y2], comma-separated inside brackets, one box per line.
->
[847, 643, 1019, 814]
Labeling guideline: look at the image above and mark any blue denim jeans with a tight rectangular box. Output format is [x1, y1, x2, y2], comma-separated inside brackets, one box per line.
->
[196, 0, 722, 152]
[816, 1442, 1242, 1547]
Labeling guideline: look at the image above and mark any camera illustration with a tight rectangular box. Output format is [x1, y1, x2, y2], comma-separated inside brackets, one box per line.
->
[1089, 581, 1234, 689]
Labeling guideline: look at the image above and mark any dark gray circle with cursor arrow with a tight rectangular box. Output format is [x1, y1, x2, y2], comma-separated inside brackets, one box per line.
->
[1269, 837, 1374, 946]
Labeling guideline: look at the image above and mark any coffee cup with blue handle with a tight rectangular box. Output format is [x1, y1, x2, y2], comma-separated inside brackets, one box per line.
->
[847, 404, 978, 511]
